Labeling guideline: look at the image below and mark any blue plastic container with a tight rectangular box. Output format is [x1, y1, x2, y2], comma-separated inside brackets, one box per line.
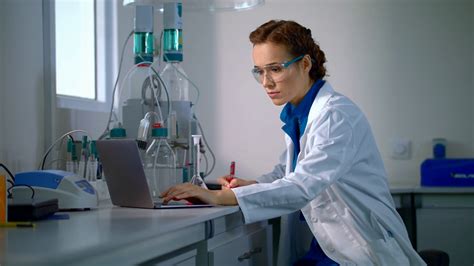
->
[421, 159, 474, 186]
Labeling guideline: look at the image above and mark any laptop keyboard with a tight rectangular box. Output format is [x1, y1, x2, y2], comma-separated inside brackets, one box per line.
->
[153, 200, 187, 207]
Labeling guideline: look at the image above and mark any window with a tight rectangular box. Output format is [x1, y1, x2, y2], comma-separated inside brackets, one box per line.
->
[45, 0, 116, 112]
[55, 0, 96, 99]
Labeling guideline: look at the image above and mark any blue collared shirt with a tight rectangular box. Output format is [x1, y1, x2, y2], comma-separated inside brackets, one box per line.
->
[280, 79, 325, 171]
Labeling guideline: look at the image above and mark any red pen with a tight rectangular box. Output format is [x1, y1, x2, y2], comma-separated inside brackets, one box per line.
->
[226, 161, 236, 187]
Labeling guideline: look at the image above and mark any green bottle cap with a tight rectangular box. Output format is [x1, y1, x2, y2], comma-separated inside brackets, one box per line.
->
[82, 136, 88, 149]
[152, 127, 168, 137]
[71, 142, 77, 161]
[90, 140, 97, 156]
[110, 127, 127, 138]
[67, 138, 73, 152]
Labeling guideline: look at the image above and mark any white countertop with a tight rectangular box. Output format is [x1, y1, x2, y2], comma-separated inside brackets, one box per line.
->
[1, 202, 241, 265]
[3, 185, 473, 265]
[390, 185, 474, 194]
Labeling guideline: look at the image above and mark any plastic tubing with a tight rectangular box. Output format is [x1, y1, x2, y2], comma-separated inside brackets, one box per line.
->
[148, 63, 171, 123]
[116, 62, 156, 123]
[40, 130, 93, 170]
[117, 60, 171, 127]
[99, 31, 133, 140]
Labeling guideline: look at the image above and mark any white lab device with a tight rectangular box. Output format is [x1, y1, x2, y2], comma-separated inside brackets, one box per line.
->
[13, 170, 98, 210]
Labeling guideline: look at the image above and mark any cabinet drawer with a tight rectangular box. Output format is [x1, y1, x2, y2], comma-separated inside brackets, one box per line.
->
[208, 227, 270, 266]
[156, 249, 197, 266]
[419, 194, 474, 208]
[209, 232, 251, 266]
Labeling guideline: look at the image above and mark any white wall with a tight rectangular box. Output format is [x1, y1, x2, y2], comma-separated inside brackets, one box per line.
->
[179, 0, 474, 185]
[0, 0, 473, 187]
[0, 0, 5, 165]
[1, 0, 45, 173]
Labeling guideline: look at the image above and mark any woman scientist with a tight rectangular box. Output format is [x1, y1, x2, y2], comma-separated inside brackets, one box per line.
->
[161, 20, 425, 265]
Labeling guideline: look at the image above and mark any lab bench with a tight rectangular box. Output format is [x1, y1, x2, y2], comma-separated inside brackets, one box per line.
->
[3, 188, 472, 265]
[0, 201, 273, 266]
[391, 186, 474, 266]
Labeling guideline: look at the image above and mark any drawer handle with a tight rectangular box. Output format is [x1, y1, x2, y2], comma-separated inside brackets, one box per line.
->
[237, 247, 262, 261]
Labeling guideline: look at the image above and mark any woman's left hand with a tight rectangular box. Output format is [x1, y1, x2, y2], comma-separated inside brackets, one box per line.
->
[160, 183, 218, 205]
[160, 183, 239, 206]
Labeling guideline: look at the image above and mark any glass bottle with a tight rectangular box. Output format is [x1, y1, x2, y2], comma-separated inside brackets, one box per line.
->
[160, 62, 189, 101]
[161, 2, 188, 101]
[144, 124, 177, 198]
[122, 4, 154, 140]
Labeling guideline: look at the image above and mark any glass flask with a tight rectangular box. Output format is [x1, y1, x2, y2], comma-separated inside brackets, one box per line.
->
[144, 124, 177, 198]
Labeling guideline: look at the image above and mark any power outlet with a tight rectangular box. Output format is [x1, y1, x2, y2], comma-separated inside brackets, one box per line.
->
[391, 138, 411, 160]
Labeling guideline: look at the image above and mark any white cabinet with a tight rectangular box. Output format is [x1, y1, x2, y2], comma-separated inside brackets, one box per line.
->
[156, 249, 198, 266]
[151, 212, 273, 266]
[208, 224, 272, 266]
[205, 210, 273, 266]
[416, 193, 474, 266]
[392, 188, 474, 265]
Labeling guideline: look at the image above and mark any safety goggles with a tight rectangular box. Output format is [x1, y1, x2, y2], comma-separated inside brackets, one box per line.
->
[251, 55, 304, 84]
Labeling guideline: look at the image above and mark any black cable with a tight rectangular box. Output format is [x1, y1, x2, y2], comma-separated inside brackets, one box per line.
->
[6, 180, 14, 199]
[41, 134, 74, 170]
[8, 184, 35, 199]
[68, 135, 75, 142]
[41, 146, 53, 170]
[0, 163, 15, 182]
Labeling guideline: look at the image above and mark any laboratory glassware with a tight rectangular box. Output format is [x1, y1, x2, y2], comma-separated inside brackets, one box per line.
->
[189, 135, 207, 189]
[66, 138, 76, 173]
[120, 6, 156, 139]
[160, 2, 194, 181]
[160, 62, 189, 101]
[144, 124, 177, 198]
[161, 2, 189, 101]
[134, 5, 154, 64]
[163, 2, 183, 63]
[78, 136, 89, 179]
[87, 141, 99, 181]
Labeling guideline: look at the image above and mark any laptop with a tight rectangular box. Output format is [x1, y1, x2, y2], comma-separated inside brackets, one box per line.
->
[96, 139, 213, 209]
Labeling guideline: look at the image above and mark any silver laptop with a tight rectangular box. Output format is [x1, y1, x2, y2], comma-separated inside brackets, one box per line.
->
[96, 139, 213, 209]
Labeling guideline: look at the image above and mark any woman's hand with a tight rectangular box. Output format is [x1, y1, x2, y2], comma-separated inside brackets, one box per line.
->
[218, 175, 257, 189]
[160, 183, 238, 206]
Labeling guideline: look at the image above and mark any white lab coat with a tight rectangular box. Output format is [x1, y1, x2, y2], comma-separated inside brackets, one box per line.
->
[232, 82, 426, 265]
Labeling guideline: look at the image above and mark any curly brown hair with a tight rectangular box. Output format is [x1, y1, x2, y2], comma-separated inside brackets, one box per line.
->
[249, 20, 327, 81]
